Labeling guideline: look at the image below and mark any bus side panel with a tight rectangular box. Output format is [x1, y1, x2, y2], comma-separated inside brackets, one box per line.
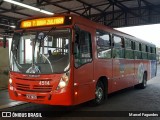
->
[134, 60, 150, 84]
[112, 59, 124, 92]
[73, 62, 95, 105]
[112, 59, 134, 92]
[150, 60, 157, 79]
[123, 59, 135, 87]
[94, 59, 112, 94]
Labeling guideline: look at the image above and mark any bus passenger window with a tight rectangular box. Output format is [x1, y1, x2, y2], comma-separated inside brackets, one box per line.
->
[113, 35, 124, 58]
[113, 36, 123, 48]
[134, 42, 142, 59]
[125, 38, 134, 59]
[125, 39, 132, 49]
[139, 43, 142, 51]
[142, 44, 148, 59]
[142, 44, 146, 52]
[146, 46, 148, 52]
[96, 30, 111, 59]
[74, 30, 92, 67]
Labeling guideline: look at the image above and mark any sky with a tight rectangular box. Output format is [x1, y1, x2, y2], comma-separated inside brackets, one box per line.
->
[115, 24, 160, 48]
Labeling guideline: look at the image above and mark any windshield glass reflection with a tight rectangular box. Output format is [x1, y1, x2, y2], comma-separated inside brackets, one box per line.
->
[10, 28, 71, 74]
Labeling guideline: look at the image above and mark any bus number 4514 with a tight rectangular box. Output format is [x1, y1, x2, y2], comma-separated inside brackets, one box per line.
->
[39, 81, 50, 85]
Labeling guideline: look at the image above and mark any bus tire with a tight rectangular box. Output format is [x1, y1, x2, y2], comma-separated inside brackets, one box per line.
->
[135, 72, 147, 89]
[91, 81, 105, 106]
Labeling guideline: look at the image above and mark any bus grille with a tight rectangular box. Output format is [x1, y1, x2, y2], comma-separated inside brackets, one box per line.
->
[16, 83, 53, 92]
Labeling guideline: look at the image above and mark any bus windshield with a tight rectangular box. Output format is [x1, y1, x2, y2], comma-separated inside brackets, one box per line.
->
[10, 28, 71, 74]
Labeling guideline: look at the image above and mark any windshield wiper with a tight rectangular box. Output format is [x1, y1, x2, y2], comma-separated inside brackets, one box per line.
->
[44, 27, 56, 39]
[33, 27, 56, 64]
[30, 27, 57, 73]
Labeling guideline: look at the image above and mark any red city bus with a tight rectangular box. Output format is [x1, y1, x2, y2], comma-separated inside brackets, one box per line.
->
[8, 14, 157, 106]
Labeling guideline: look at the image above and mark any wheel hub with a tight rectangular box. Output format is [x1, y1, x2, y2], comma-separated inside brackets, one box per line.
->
[96, 87, 103, 101]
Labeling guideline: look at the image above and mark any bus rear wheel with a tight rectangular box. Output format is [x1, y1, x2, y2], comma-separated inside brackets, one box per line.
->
[91, 81, 105, 105]
[135, 73, 147, 89]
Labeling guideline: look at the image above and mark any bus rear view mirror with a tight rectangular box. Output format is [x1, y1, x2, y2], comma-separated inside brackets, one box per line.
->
[3, 36, 6, 48]
[37, 32, 45, 41]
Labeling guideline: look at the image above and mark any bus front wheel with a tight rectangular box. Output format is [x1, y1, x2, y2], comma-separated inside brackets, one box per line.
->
[91, 81, 105, 105]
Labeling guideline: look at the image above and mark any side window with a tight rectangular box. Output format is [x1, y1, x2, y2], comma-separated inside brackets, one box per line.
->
[142, 44, 146, 52]
[148, 47, 150, 53]
[150, 47, 153, 53]
[139, 43, 142, 51]
[134, 42, 142, 59]
[113, 35, 124, 58]
[113, 36, 123, 48]
[142, 44, 148, 59]
[125, 38, 132, 49]
[148, 47, 152, 60]
[153, 47, 156, 54]
[74, 30, 92, 67]
[125, 38, 134, 59]
[96, 30, 111, 58]
[131, 41, 134, 50]
[146, 46, 148, 52]
[149, 47, 156, 60]
[135, 42, 139, 50]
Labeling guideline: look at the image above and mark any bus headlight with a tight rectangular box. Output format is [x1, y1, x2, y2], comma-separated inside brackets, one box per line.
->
[57, 72, 69, 90]
[9, 78, 12, 84]
[9, 78, 14, 90]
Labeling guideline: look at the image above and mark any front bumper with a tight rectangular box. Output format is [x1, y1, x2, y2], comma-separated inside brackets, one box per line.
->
[9, 84, 73, 106]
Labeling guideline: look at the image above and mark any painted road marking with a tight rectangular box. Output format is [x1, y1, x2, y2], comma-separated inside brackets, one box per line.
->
[0, 101, 27, 109]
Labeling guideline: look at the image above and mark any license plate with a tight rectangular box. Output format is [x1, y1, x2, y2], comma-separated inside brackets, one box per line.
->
[26, 94, 37, 100]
